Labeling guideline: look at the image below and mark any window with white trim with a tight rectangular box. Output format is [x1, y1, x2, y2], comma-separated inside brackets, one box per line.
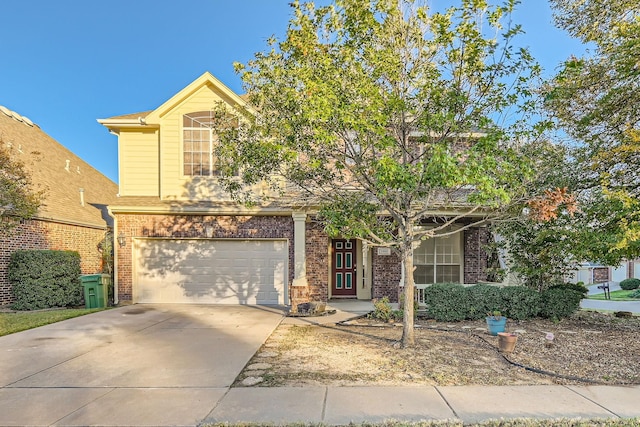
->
[183, 111, 218, 177]
[413, 229, 462, 284]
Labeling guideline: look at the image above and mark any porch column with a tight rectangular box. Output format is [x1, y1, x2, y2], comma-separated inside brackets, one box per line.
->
[292, 212, 308, 287]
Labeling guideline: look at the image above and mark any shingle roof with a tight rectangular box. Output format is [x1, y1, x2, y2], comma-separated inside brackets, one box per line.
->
[102, 111, 153, 120]
[0, 105, 119, 228]
[109, 196, 292, 214]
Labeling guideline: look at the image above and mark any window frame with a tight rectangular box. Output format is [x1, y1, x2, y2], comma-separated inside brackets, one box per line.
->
[182, 111, 219, 178]
[413, 226, 464, 284]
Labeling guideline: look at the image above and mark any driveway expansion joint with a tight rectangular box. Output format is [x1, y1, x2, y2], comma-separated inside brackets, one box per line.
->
[563, 385, 623, 419]
[434, 385, 459, 419]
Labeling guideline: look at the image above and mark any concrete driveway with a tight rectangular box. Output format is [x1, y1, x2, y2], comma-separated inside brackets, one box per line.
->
[0, 304, 285, 426]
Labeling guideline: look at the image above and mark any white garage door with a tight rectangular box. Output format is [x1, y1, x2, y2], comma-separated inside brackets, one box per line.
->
[612, 264, 628, 283]
[134, 239, 288, 304]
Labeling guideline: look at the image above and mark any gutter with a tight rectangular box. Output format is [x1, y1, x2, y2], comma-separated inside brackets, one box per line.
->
[108, 204, 297, 216]
[96, 118, 159, 135]
[23, 214, 109, 230]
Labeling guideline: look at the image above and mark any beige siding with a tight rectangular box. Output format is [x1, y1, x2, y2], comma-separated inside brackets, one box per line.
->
[158, 84, 234, 201]
[119, 129, 160, 196]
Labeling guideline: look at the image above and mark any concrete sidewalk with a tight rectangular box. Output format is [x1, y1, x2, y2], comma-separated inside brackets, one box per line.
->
[1, 301, 639, 426]
[204, 384, 640, 425]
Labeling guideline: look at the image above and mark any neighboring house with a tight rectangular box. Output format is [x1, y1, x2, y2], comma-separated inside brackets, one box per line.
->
[0, 105, 119, 306]
[98, 72, 492, 307]
[567, 260, 640, 285]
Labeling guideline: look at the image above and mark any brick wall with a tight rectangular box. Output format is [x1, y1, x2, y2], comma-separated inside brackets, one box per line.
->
[593, 267, 609, 283]
[305, 221, 329, 302]
[463, 227, 490, 284]
[0, 219, 107, 306]
[372, 249, 401, 302]
[115, 214, 295, 302]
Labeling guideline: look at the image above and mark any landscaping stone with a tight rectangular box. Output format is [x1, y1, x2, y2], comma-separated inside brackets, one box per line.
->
[257, 351, 278, 358]
[247, 363, 272, 370]
[241, 376, 263, 386]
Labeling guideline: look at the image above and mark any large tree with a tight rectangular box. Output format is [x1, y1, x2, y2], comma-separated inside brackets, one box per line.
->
[0, 139, 42, 232]
[546, 0, 640, 259]
[217, 0, 546, 346]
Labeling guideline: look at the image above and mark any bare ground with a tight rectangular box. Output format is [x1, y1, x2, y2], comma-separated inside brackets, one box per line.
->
[234, 311, 640, 387]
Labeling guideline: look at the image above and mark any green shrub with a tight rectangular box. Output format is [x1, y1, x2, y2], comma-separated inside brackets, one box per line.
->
[424, 283, 471, 321]
[549, 282, 589, 298]
[629, 289, 640, 299]
[466, 284, 503, 320]
[500, 286, 541, 320]
[620, 278, 640, 290]
[9, 250, 83, 310]
[370, 297, 396, 322]
[539, 288, 582, 320]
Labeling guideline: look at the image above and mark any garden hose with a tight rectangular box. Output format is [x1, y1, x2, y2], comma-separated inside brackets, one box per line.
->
[335, 317, 614, 386]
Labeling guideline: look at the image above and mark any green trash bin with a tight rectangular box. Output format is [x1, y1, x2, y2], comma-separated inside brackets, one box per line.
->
[81, 274, 110, 308]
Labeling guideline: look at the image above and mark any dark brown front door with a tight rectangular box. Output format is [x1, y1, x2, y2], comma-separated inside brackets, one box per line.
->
[331, 239, 357, 297]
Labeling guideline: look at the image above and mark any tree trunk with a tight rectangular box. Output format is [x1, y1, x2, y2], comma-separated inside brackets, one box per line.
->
[401, 223, 415, 347]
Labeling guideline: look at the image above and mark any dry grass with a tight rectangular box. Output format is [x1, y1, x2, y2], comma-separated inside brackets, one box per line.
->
[235, 311, 640, 387]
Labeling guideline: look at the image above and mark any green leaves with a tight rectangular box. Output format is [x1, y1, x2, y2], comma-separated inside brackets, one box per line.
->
[0, 140, 44, 232]
[213, 0, 549, 346]
[545, 0, 640, 260]
[217, 0, 547, 237]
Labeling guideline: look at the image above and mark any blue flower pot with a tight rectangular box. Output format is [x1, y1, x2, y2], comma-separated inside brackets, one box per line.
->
[486, 317, 507, 336]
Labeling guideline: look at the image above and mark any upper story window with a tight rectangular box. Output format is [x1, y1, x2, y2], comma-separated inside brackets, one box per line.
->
[183, 111, 218, 177]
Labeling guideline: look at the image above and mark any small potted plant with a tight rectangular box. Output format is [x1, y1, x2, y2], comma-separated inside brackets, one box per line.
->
[486, 310, 507, 336]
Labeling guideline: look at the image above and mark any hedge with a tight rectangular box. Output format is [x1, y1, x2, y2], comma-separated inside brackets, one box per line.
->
[538, 288, 583, 320]
[423, 283, 471, 321]
[421, 283, 582, 322]
[500, 286, 541, 320]
[9, 250, 83, 310]
[466, 284, 503, 320]
[620, 278, 640, 291]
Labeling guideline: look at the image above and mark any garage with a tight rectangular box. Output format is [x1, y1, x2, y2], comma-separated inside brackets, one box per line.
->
[133, 239, 288, 304]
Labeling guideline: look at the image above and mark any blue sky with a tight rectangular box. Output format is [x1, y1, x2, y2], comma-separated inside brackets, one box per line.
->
[0, 1, 586, 184]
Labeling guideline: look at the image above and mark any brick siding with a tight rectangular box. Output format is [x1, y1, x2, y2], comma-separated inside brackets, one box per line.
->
[463, 227, 490, 284]
[372, 249, 402, 302]
[0, 219, 108, 306]
[113, 214, 493, 305]
[115, 214, 295, 303]
[593, 267, 609, 283]
[305, 221, 329, 302]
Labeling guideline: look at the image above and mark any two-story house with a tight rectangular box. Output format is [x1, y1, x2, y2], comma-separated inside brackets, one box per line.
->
[99, 72, 492, 308]
[0, 105, 119, 306]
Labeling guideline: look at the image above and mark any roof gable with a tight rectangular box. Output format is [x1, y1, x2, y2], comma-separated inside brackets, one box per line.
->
[145, 72, 251, 123]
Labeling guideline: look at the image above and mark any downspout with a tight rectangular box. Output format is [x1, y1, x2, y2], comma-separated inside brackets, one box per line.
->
[107, 206, 119, 305]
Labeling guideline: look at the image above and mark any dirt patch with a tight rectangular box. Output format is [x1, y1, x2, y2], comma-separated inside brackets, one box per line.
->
[234, 311, 640, 387]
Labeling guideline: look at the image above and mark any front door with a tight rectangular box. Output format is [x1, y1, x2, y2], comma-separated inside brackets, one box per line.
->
[331, 239, 357, 297]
